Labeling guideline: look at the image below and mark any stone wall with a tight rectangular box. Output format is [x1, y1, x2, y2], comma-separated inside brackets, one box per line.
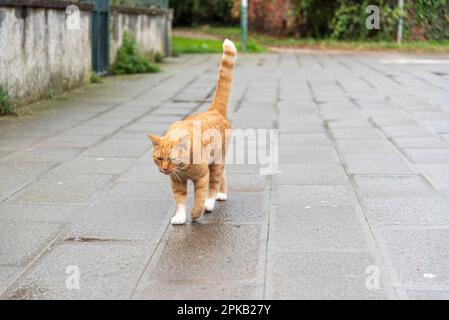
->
[109, 6, 172, 65]
[0, 1, 93, 104]
[0, 1, 173, 105]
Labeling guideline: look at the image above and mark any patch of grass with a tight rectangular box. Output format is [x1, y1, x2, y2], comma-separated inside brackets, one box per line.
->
[112, 32, 160, 75]
[172, 36, 265, 54]
[181, 26, 449, 53]
[0, 85, 15, 115]
[90, 72, 103, 84]
[258, 38, 449, 53]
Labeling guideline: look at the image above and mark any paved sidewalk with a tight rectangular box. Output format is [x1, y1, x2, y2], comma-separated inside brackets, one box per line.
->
[1, 51, 449, 299]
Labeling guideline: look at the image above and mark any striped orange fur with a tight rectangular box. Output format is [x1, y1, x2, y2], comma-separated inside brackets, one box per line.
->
[148, 39, 237, 224]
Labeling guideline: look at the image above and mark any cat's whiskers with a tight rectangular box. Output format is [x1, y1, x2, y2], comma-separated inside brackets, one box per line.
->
[169, 171, 181, 182]
[175, 169, 193, 181]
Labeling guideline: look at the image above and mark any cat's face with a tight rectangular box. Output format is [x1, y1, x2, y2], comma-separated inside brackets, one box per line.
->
[148, 134, 189, 175]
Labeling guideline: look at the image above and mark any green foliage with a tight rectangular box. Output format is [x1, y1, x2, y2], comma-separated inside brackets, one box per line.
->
[112, 32, 160, 75]
[185, 0, 447, 42]
[196, 26, 449, 53]
[0, 85, 15, 115]
[329, 0, 400, 40]
[154, 51, 165, 63]
[283, 0, 338, 37]
[48, 86, 55, 99]
[171, 0, 236, 26]
[405, 0, 449, 40]
[90, 72, 103, 84]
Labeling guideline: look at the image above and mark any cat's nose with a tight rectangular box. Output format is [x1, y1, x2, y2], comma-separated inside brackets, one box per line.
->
[161, 163, 169, 170]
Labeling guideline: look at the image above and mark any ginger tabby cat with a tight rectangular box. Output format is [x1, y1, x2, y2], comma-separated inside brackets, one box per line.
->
[148, 39, 237, 224]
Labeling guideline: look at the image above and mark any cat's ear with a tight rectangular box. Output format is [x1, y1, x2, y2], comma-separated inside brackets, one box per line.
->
[147, 134, 161, 147]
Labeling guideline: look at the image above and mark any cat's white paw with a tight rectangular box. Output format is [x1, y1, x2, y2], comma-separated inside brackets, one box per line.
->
[204, 198, 216, 212]
[171, 214, 186, 225]
[171, 205, 186, 225]
[216, 193, 227, 201]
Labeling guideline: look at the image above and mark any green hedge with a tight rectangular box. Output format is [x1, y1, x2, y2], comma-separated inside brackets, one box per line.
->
[171, 0, 236, 26]
[171, 0, 448, 41]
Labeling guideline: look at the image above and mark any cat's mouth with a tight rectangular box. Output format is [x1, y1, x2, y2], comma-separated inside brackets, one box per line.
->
[159, 169, 171, 175]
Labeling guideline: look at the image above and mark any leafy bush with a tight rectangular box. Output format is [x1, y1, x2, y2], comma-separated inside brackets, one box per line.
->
[405, 0, 449, 41]
[329, 0, 400, 40]
[112, 32, 159, 75]
[0, 86, 15, 115]
[171, 0, 236, 26]
[233, 0, 448, 41]
[154, 51, 164, 63]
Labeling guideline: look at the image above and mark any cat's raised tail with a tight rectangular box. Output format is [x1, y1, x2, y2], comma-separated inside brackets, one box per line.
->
[209, 39, 237, 116]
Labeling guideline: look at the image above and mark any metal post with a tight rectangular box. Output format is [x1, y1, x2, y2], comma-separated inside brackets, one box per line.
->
[397, 0, 404, 44]
[241, 0, 248, 52]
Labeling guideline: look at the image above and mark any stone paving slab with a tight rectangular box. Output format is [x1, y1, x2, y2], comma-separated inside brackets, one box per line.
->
[270, 205, 370, 251]
[9, 173, 113, 205]
[0, 221, 62, 265]
[54, 157, 135, 175]
[1, 52, 449, 299]
[415, 164, 449, 190]
[401, 289, 449, 300]
[3, 242, 154, 300]
[278, 146, 340, 164]
[266, 251, 390, 299]
[392, 137, 449, 149]
[0, 203, 83, 224]
[273, 164, 349, 185]
[0, 161, 56, 202]
[403, 149, 449, 163]
[63, 199, 173, 241]
[335, 140, 398, 154]
[374, 228, 449, 288]
[273, 185, 358, 206]
[205, 192, 268, 224]
[360, 197, 449, 227]
[38, 135, 104, 149]
[133, 223, 264, 299]
[352, 175, 435, 198]
[81, 138, 150, 158]
[343, 154, 417, 174]
[6, 147, 84, 163]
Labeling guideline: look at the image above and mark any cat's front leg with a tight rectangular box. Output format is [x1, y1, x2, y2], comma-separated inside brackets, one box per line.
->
[170, 176, 188, 225]
[191, 170, 209, 221]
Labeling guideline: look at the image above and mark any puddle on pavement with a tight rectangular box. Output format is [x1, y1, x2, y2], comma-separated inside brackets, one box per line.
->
[151, 223, 262, 284]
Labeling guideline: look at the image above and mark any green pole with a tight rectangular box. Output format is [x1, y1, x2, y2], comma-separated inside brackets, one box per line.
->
[241, 0, 248, 52]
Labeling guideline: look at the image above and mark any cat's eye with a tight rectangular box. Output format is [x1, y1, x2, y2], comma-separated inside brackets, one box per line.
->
[156, 157, 163, 161]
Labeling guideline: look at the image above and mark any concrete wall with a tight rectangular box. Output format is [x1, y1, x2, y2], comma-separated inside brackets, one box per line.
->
[0, 4, 92, 104]
[109, 6, 172, 64]
[0, 2, 172, 105]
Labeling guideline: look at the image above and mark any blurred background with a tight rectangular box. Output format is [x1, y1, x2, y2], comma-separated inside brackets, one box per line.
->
[126, 0, 449, 54]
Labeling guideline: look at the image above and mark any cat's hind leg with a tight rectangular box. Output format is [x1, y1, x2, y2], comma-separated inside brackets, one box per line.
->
[216, 169, 227, 201]
[205, 164, 225, 211]
[170, 177, 188, 225]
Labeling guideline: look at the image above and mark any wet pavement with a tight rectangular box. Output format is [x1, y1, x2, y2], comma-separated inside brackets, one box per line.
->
[1, 51, 449, 299]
